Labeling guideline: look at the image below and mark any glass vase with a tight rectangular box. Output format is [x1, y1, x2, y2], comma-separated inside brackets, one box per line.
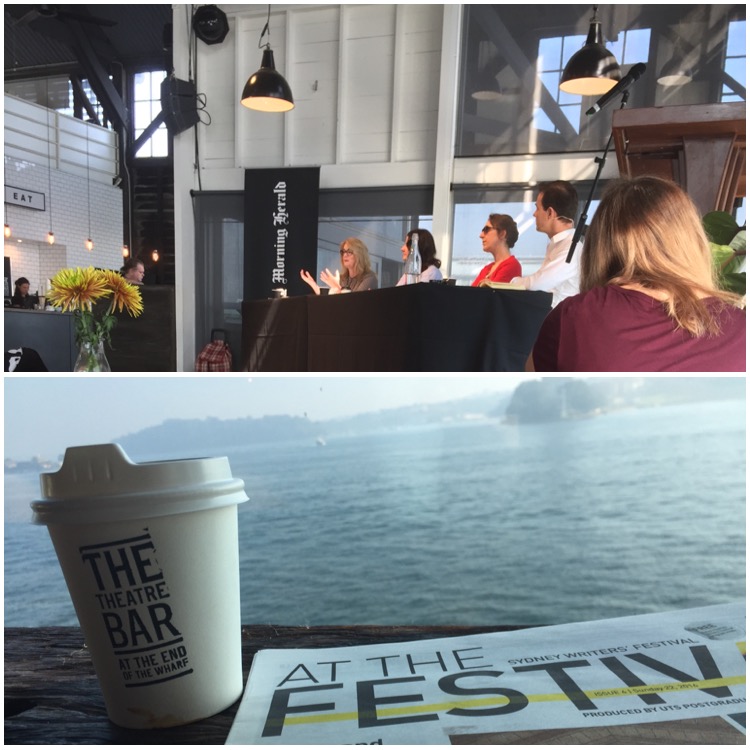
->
[74, 339, 111, 373]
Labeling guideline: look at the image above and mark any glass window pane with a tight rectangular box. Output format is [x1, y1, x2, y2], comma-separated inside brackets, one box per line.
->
[727, 19, 745, 51]
[533, 107, 556, 133]
[622, 28, 651, 65]
[538, 37, 562, 70]
[151, 127, 169, 158]
[561, 104, 580, 133]
[539, 71, 561, 98]
[453, 185, 603, 287]
[134, 72, 150, 101]
[458, 6, 745, 158]
[724, 57, 746, 87]
[133, 68, 170, 159]
[151, 72, 164, 100]
[134, 103, 153, 130]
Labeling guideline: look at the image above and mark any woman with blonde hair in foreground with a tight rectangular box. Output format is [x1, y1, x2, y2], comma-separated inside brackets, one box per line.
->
[300, 237, 378, 294]
[529, 176, 745, 372]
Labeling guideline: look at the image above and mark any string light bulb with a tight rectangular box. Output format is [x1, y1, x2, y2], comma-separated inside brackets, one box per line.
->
[86, 238, 94, 251]
[122, 244, 130, 258]
[47, 231, 55, 245]
[4, 224, 11, 239]
[152, 248, 160, 262]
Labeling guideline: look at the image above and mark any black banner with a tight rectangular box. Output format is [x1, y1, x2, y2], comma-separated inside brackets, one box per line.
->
[244, 167, 320, 300]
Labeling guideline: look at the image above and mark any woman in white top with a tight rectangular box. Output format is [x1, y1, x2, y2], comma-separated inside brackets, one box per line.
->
[396, 228, 443, 285]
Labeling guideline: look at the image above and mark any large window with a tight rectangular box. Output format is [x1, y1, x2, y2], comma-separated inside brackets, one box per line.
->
[5, 376, 746, 628]
[133, 70, 169, 158]
[192, 188, 434, 367]
[5, 75, 105, 123]
[535, 28, 651, 136]
[193, 193, 245, 365]
[451, 184, 601, 287]
[318, 188, 434, 288]
[458, 5, 746, 157]
[722, 19, 746, 102]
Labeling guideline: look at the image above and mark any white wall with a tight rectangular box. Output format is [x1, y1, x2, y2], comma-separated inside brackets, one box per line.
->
[4, 95, 123, 293]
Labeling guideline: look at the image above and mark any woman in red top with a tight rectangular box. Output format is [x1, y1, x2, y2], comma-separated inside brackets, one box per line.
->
[471, 214, 522, 286]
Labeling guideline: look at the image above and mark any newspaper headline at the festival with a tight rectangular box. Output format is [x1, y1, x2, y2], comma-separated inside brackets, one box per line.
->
[226, 601, 745, 744]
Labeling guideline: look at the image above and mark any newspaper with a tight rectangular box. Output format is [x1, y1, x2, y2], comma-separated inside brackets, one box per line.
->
[226, 602, 746, 744]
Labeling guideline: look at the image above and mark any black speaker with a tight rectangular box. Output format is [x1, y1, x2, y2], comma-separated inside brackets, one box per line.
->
[160, 77, 199, 135]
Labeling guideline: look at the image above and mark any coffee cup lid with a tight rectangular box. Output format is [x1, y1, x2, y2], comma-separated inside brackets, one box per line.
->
[31, 443, 248, 526]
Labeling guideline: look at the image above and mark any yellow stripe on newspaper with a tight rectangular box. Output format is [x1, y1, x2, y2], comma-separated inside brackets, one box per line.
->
[284, 674, 746, 727]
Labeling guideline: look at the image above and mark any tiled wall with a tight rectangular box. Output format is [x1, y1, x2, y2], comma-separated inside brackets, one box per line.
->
[4, 156, 123, 294]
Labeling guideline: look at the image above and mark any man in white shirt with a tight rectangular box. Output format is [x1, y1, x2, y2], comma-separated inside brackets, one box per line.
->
[510, 181, 582, 307]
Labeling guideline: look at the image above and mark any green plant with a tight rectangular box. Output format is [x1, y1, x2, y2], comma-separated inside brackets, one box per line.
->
[703, 211, 746, 296]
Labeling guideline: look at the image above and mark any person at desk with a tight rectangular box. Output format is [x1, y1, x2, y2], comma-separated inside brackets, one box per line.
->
[11, 277, 35, 309]
[121, 258, 145, 285]
[528, 176, 746, 372]
[396, 228, 442, 285]
[471, 214, 522, 286]
[300, 238, 378, 294]
[510, 180, 582, 307]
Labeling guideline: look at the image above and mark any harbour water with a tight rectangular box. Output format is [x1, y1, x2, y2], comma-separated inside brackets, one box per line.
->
[4, 399, 745, 627]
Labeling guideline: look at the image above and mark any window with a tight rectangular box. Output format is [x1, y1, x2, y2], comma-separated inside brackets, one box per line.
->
[722, 19, 746, 102]
[451, 184, 601, 287]
[535, 35, 586, 135]
[458, 6, 745, 158]
[4, 75, 105, 124]
[318, 188, 434, 288]
[193, 193, 245, 365]
[4, 376, 746, 628]
[133, 70, 168, 158]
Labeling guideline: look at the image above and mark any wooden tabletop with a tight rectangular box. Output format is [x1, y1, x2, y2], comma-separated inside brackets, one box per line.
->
[5, 624, 524, 745]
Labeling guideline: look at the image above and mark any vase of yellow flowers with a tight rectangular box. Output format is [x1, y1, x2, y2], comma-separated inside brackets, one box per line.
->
[46, 267, 144, 372]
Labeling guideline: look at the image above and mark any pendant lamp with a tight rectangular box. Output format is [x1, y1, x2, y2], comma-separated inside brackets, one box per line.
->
[240, 5, 294, 112]
[559, 6, 621, 95]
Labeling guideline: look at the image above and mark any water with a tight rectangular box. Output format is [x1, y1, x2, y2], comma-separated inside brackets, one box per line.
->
[4, 400, 745, 627]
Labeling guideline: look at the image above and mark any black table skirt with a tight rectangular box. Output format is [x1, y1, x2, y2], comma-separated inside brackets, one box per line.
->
[242, 284, 552, 372]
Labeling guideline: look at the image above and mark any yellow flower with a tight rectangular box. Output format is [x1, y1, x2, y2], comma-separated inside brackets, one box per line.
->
[100, 269, 144, 317]
[47, 267, 111, 312]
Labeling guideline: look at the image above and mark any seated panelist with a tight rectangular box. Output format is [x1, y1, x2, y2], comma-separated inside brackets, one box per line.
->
[396, 228, 442, 285]
[471, 214, 522, 287]
[510, 180, 582, 307]
[300, 238, 378, 295]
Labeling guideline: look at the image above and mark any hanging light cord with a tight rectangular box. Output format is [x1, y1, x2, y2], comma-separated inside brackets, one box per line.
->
[87, 130, 91, 240]
[48, 127, 53, 228]
[47, 91, 53, 236]
[258, 4, 271, 49]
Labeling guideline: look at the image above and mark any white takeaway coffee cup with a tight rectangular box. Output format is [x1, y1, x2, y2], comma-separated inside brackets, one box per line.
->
[31, 443, 249, 729]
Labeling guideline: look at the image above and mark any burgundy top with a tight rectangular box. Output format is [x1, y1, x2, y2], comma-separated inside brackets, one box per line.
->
[471, 256, 522, 287]
[532, 285, 746, 372]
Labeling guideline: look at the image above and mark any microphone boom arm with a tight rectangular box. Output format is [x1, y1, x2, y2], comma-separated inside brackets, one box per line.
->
[566, 89, 630, 264]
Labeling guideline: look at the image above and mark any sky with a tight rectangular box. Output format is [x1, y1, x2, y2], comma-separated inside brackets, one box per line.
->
[4, 374, 526, 460]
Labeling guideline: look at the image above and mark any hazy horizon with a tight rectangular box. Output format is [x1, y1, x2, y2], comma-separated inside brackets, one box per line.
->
[4, 375, 525, 460]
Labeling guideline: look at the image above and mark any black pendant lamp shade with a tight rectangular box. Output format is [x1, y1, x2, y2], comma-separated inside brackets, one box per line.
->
[559, 9, 621, 95]
[241, 48, 294, 112]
